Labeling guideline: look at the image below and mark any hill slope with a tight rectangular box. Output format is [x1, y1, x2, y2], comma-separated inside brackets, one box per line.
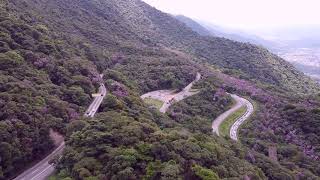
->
[175, 15, 213, 36]
[9, 0, 320, 94]
[1, 0, 320, 179]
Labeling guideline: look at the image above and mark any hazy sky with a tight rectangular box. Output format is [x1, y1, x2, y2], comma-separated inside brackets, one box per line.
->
[142, 0, 320, 31]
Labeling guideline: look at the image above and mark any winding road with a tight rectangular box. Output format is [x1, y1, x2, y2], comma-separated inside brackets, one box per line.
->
[141, 73, 201, 113]
[141, 73, 254, 141]
[15, 72, 253, 180]
[13, 75, 106, 180]
[229, 97, 254, 141]
[212, 94, 254, 141]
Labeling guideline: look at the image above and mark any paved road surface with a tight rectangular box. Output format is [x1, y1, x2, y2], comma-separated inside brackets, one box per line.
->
[212, 94, 245, 136]
[212, 94, 254, 141]
[230, 97, 254, 141]
[14, 75, 106, 180]
[141, 73, 201, 113]
[84, 83, 107, 117]
[13, 142, 65, 180]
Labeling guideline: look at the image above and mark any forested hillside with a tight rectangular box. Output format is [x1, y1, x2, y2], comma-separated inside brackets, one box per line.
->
[1, 0, 320, 179]
[0, 4, 101, 178]
[8, 0, 320, 94]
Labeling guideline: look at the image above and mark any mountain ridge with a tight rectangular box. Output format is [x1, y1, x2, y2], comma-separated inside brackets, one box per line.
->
[11, 0, 320, 94]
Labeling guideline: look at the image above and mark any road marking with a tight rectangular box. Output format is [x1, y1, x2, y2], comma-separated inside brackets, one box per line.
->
[30, 165, 53, 180]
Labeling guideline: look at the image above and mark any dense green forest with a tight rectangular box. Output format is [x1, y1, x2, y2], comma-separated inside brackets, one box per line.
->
[0, 3, 101, 178]
[0, 0, 320, 179]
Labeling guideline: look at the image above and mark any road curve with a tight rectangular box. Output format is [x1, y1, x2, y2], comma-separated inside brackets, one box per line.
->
[212, 94, 245, 136]
[141, 73, 201, 113]
[14, 75, 106, 180]
[212, 94, 254, 141]
[230, 97, 254, 141]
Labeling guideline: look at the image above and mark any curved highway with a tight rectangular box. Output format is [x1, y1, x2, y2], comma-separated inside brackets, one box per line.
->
[229, 97, 254, 141]
[142, 75, 254, 140]
[212, 94, 254, 141]
[14, 75, 106, 180]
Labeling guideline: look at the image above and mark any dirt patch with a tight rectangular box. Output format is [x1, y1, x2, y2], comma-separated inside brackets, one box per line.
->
[49, 129, 64, 146]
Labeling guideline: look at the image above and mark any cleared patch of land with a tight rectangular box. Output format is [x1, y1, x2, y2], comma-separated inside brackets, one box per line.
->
[141, 73, 201, 113]
[143, 98, 164, 110]
[219, 106, 247, 137]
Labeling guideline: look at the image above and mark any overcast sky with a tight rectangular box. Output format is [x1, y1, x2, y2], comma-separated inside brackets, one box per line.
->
[142, 0, 320, 32]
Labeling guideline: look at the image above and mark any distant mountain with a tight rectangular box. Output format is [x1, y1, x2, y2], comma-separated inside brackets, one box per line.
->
[175, 15, 212, 36]
[278, 47, 320, 83]
[174, 15, 280, 51]
[172, 16, 318, 91]
[294, 62, 320, 81]
[267, 26, 320, 82]
[174, 15, 320, 83]
[202, 22, 275, 48]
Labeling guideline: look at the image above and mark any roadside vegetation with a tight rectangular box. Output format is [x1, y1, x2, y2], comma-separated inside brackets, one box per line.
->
[168, 81, 232, 135]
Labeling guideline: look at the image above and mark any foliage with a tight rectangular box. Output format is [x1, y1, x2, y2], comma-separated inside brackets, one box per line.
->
[0, 0, 320, 179]
[168, 81, 232, 134]
[0, 3, 100, 178]
[192, 164, 220, 180]
[51, 80, 268, 179]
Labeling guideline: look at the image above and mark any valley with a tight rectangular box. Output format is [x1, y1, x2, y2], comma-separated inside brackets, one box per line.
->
[175, 15, 320, 84]
[278, 48, 320, 82]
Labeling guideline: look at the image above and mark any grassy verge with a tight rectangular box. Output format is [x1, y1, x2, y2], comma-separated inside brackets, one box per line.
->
[219, 105, 247, 137]
[143, 98, 164, 110]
